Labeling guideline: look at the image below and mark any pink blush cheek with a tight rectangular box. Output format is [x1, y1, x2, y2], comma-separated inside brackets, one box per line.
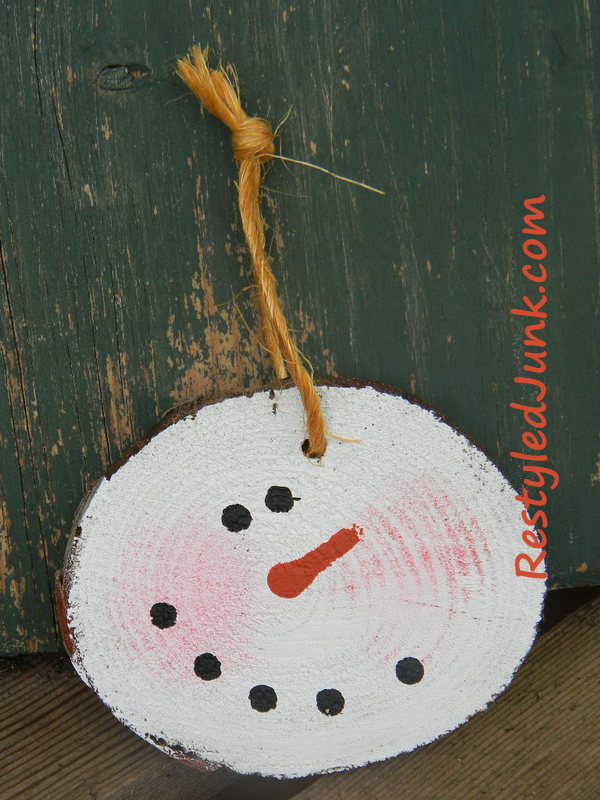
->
[362, 480, 495, 662]
[369, 479, 493, 593]
[110, 527, 253, 679]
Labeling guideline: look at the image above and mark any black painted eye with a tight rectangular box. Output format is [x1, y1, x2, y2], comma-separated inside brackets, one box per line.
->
[395, 657, 424, 684]
[316, 688, 345, 716]
[150, 602, 177, 629]
[265, 486, 296, 513]
[194, 652, 221, 680]
[249, 684, 277, 712]
[222, 503, 252, 532]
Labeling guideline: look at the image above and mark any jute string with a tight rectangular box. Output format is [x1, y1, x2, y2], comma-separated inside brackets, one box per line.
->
[176, 46, 328, 457]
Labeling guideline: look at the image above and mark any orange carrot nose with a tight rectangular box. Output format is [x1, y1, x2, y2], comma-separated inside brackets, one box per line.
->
[267, 524, 363, 598]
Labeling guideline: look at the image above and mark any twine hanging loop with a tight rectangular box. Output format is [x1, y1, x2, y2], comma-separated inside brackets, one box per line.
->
[231, 117, 275, 163]
[177, 46, 327, 458]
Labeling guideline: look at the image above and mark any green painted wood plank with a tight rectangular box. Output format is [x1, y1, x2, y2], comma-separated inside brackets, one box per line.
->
[0, 0, 598, 653]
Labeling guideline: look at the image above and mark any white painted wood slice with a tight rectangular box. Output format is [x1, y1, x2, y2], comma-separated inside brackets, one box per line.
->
[61, 381, 545, 778]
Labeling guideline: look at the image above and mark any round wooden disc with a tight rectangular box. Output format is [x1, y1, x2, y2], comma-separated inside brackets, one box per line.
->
[62, 381, 544, 777]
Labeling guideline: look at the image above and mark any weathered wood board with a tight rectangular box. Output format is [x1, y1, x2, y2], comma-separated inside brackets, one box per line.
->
[0, 1, 598, 654]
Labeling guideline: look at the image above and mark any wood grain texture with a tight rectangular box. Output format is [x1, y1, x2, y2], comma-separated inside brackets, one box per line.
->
[294, 595, 600, 800]
[0, 0, 598, 654]
[0, 657, 228, 800]
[0, 655, 312, 800]
[1, 595, 598, 800]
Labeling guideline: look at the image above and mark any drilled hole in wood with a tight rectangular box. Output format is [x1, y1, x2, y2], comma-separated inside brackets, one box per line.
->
[301, 438, 323, 460]
[96, 63, 150, 91]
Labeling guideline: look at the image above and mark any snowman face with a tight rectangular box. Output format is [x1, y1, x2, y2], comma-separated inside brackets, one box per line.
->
[64, 384, 544, 778]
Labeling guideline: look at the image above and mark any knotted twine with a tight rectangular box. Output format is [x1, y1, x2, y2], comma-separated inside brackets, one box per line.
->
[176, 46, 327, 458]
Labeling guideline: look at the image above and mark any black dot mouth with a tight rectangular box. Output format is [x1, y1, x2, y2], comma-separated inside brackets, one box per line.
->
[150, 602, 177, 629]
[395, 657, 424, 684]
[193, 652, 222, 680]
[169, 629, 424, 709]
[316, 688, 345, 716]
[249, 684, 277, 711]
[189, 653, 424, 703]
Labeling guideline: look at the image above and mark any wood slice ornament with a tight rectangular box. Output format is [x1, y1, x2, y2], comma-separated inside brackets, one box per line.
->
[58, 49, 545, 779]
